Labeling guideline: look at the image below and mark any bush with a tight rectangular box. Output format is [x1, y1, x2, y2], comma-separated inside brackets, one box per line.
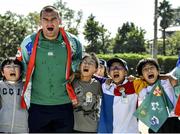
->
[97, 53, 178, 75]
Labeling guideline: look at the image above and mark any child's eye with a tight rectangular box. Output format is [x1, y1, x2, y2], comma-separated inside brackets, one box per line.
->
[82, 60, 95, 66]
[4, 65, 20, 69]
[142, 66, 156, 72]
[110, 66, 124, 71]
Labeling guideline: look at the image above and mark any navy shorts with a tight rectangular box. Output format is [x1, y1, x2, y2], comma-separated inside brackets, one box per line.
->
[28, 103, 74, 133]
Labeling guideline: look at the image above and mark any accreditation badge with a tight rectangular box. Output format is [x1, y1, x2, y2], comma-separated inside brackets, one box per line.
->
[119, 87, 128, 103]
[86, 92, 93, 103]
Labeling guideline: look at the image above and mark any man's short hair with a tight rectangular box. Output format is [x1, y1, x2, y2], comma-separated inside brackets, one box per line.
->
[40, 5, 60, 18]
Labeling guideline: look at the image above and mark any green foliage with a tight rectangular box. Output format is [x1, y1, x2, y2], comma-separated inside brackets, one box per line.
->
[155, 32, 180, 56]
[98, 25, 112, 54]
[97, 53, 177, 75]
[53, 0, 83, 35]
[173, 8, 180, 26]
[0, 11, 27, 58]
[83, 14, 100, 45]
[25, 12, 40, 33]
[167, 31, 180, 55]
[113, 22, 146, 53]
[158, 0, 174, 55]
[161, 56, 177, 73]
[83, 14, 111, 54]
[158, 0, 174, 29]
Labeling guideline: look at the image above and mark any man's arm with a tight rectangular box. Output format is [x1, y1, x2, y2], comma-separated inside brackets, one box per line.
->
[16, 36, 33, 76]
[66, 32, 85, 72]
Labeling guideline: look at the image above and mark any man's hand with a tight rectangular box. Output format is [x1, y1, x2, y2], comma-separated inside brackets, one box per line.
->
[72, 99, 78, 107]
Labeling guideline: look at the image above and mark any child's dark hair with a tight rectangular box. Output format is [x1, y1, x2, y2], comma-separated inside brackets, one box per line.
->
[1, 58, 23, 80]
[99, 59, 108, 77]
[136, 58, 160, 76]
[81, 52, 99, 69]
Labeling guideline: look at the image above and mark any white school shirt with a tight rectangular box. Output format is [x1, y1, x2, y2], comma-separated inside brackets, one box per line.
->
[101, 79, 139, 133]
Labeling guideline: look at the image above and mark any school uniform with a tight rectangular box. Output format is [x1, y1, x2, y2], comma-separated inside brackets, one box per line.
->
[139, 79, 178, 133]
[98, 79, 139, 133]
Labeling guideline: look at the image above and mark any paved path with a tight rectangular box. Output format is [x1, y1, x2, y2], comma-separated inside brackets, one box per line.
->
[139, 121, 149, 134]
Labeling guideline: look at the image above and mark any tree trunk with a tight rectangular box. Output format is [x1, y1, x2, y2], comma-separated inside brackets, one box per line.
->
[163, 28, 166, 55]
[153, 0, 158, 59]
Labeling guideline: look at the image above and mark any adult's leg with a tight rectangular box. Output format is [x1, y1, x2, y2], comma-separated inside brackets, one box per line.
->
[28, 104, 53, 133]
[171, 117, 180, 133]
[51, 103, 74, 133]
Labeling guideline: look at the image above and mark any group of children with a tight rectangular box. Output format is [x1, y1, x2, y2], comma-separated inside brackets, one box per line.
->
[0, 54, 180, 133]
[72, 53, 180, 133]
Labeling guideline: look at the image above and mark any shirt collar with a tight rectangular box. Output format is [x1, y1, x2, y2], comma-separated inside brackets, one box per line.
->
[110, 78, 128, 87]
[39, 31, 63, 42]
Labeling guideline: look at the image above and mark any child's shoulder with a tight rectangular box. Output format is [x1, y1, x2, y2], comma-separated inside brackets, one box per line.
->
[0, 80, 8, 88]
[93, 75, 107, 84]
[160, 79, 171, 87]
[0, 80, 4, 84]
[133, 78, 148, 94]
[91, 78, 101, 85]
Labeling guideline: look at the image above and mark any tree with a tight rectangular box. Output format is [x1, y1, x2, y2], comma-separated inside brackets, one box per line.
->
[167, 31, 180, 55]
[83, 14, 101, 53]
[157, 31, 180, 56]
[172, 7, 180, 26]
[98, 24, 112, 54]
[83, 14, 111, 53]
[0, 11, 27, 58]
[25, 12, 40, 33]
[158, 0, 174, 55]
[53, 0, 83, 35]
[113, 22, 146, 53]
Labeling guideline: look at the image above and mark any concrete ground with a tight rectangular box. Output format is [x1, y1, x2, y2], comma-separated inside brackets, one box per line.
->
[139, 121, 149, 134]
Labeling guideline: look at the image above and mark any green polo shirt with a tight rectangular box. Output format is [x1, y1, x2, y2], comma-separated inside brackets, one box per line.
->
[31, 32, 71, 105]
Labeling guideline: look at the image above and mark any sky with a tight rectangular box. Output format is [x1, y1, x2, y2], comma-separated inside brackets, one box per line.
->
[0, 0, 180, 42]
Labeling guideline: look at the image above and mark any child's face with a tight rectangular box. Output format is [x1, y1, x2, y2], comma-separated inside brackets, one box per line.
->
[109, 62, 127, 84]
[1, 63, 21, 82]
[95, 64, 105, 77]
[141, 63, 159, 85]
[80, 57, 97, 78]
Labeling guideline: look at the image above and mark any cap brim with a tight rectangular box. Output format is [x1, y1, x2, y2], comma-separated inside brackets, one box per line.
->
[107, 58, 128, 70]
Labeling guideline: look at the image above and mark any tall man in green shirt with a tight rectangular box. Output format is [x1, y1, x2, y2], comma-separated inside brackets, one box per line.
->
[16, 5, 83, 133]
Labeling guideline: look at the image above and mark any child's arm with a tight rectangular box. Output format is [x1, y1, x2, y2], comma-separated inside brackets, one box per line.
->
[159, 74, 177, 87]
[133, 78, 148, 94]
[93, 74, 107, 84]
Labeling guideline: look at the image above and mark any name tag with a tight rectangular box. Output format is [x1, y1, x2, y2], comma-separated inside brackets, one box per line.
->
[121, 96, 128, 103]
[120, 87, 128, 103]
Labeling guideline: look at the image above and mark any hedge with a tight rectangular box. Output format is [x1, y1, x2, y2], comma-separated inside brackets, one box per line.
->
[97, 53, 178, 75]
